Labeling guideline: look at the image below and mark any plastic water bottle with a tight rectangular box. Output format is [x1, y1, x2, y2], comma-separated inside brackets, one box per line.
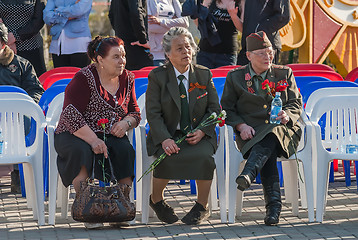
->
[270, 92, 282, 124]
[0, 127, 3, 155]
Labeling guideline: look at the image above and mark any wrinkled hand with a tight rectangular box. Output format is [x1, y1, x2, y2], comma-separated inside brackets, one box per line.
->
[236, 123, 255, 140]
[162, 138, 180, 156]
[277, 110, 290, 125]
[148, 15, 160, 25]
[131, 41, 150, 49]
[110, 121, 128, 138]
[90, 138, 108, 158]
[186, 130, 205, 145]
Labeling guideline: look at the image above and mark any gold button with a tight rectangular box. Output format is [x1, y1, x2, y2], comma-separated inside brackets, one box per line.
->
[265, 120, 269, 124]
[193, 118, 196, 122]
[263, 104, 267, 109]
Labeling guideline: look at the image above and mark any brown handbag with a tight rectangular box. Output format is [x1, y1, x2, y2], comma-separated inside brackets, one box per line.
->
[71, 155, 136, 223]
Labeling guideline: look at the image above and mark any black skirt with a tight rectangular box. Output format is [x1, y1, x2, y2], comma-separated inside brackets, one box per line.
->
[55, 132, 135, 187]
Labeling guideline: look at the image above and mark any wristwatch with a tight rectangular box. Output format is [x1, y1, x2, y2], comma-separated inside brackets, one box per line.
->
[126, 120, 132, 129]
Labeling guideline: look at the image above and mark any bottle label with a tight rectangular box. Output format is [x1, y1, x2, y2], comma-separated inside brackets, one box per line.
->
[0, 141, 3, 155]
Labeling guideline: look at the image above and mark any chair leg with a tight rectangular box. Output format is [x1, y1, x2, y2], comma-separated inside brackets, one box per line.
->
[316, 160, 330, 223]
[343, 160, 351, 187]
[48, 172, 58, 225]
[60, 185, 69, 219]
[302, 162, 315, 222]
[210, 172, 219, 211]
[30, 160, 45, 225]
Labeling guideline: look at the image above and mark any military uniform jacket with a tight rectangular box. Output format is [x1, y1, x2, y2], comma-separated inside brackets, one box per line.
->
[146, 62, 221, 156]
[220, 64, 302, 158]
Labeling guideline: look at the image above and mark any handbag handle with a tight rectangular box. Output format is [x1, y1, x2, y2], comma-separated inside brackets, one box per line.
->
[90, 153, 117, 184]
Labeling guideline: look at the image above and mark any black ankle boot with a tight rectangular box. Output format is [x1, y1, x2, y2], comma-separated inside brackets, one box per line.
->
[235, 146, 272, 191]
[261, 175, 281, 226]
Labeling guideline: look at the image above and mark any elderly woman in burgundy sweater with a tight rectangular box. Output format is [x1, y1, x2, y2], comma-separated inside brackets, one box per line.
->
[54, 36, 141, 228]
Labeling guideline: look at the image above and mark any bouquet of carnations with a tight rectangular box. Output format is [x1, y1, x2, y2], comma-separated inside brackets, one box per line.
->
[137, 110, 226, 182]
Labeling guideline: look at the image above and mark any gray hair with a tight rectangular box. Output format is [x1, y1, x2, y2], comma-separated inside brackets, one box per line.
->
[162, 27, 198, 56]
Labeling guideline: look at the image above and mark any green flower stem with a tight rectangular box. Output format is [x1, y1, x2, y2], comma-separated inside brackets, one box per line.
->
[137, 112, 223, 182]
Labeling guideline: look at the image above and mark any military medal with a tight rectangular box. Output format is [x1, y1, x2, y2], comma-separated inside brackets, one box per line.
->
[246, 80, 252, 87]
[180, 94, 186, 98]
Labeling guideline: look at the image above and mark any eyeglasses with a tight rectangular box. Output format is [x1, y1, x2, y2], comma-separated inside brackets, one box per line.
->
[251, 50, 275, 58]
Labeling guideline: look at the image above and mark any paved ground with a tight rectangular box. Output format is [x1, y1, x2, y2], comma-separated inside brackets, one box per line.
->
[0, 165, 357, 240]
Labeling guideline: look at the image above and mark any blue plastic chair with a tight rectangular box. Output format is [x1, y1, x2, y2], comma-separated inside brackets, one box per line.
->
[38, 85, 67, 114]
[49, 78, 71, 88]
[295, 76, 330, 90]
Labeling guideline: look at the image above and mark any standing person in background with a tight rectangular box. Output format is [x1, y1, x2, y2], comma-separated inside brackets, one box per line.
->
[237, 0, 290, 65]
[0, 0, 47, 76]
[43, 0, 92, 68]
[195, 0, 243, 69]
[109, 0, 154, 70]
[147, 0, 189, 66]
[0, 23, 44, 193]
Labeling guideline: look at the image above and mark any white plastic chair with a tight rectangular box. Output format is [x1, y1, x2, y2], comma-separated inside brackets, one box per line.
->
[47, 93, 135, 225]
[225, 111, 315, 223]
[136, 93, 227, 223]
[310, 95, 358, 222]
[0, 97, 46, 225]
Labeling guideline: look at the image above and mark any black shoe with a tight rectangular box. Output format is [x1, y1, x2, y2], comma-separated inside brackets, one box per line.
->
[235, 175, 251, 191]
[262, 176, 282, 226]
[181, 202, 209, 225]
[10, 170, 21, 194]
[149, 196, 178, 224]
[235, 146, 271, 191]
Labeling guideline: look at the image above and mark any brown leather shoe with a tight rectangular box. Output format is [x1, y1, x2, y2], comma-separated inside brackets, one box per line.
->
[181, 202, 209, 225]
[149, 196, 178, 224]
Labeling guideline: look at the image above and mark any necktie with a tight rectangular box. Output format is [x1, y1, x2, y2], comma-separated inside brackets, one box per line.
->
[178, 75, 191, 134]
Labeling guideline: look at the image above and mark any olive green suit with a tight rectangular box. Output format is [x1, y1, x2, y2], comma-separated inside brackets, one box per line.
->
[146, 62, 221, 180]
[221, 64, 302, 158]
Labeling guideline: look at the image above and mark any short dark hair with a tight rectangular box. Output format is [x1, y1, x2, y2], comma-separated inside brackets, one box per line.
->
[87, 36, 124, 62]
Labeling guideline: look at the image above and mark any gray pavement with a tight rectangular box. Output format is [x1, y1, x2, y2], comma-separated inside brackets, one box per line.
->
[0, 167, 357, 240]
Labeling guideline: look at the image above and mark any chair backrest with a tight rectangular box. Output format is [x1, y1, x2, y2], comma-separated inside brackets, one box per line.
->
[213, 77, 226, 100]
[131, 70, 151, 79]
[293, 70, 343, 81]
[46, 93, 65, 129]
[39, 67, 80, 84]
[140, 66, 156, 71]
[0, 85, 28, 94]
[49, 79, 71, 88]
[210, 69, 230, 78]
[300, 81, 358, 103]
[38, 85, 67, 114]
[42, 73, 76, 90]
[345, 67, 358, 82]
[137, 93, 147, 127]
[0, 98, 45, 159]
[310, 95, 358, 153]
[215, 65, 241, 70]
[288, 63, 335, 72]
[295, 76, 330, 90]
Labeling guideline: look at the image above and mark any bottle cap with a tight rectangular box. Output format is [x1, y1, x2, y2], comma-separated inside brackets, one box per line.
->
[276, 92, 281, 97]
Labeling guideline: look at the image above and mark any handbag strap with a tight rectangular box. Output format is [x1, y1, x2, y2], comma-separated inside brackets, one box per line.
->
[90, 153, 117, 183]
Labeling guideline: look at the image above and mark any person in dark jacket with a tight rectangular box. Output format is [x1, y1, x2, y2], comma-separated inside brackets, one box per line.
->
[0, 22, 44, 193]
[237, 0, 290, 65]
[108, 0, 154, 70]
[221, 31, 302, 226]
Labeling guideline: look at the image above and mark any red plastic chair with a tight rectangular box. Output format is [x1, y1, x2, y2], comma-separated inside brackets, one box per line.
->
[215, 65, 241, 70]
[140, 66, 156, 71]
[210, 69, 230, 78]
[345, 67, 358, 82]
[293, 70, 343, 81]
[42, 73, 76, 90]
[39, 67, 80, 84]
[131, 70, 152, 79]
[287, 63, 335, 72]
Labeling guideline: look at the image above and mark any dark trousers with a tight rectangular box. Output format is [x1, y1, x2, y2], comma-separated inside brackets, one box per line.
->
[124, 43, 153, 70]
[237, 49, 280, 65]
[52, 53, 90, 68]
[253, 133, 281, 179]
[18, 47, 47, 76]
